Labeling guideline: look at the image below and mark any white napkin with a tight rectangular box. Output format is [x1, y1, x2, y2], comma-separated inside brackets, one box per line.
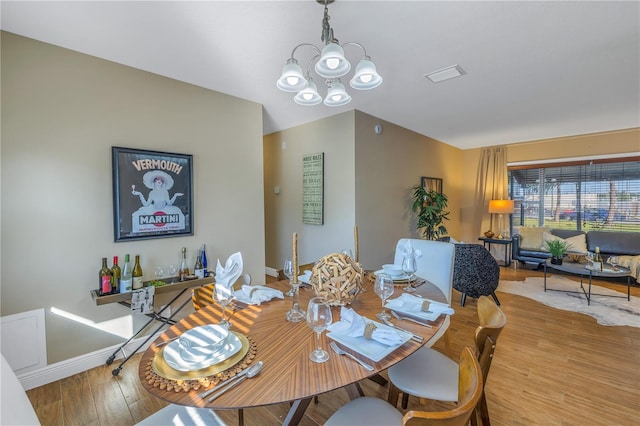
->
[328, 307, 404, 346]
[234, 285, 284, 305]
[399, 240, 422, 259]
[297, 270, 312, 285]
[386, 293, 454, 315]
[215, 252, 243, 289]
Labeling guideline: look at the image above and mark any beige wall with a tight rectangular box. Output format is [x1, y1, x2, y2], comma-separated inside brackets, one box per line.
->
[354, 111, 462, 269]
[264, 112, 356, 269]
[459, 128, 640, 242]
[264, 110, 463, 273]
[1, 32, 265, 364]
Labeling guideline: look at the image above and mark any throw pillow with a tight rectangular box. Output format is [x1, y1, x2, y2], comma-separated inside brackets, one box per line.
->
[540, 232, 588, 254]
[518, 227, 550, 250]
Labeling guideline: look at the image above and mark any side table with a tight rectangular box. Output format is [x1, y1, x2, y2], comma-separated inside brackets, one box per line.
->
[478, 237, 513, 267]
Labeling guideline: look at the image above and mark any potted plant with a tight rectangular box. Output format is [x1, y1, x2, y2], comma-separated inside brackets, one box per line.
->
[411, 185, 450, 240]
[545, 239, 572, 265]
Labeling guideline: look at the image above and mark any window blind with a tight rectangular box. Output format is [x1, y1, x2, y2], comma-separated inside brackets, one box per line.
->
[508, 157, 640, 231]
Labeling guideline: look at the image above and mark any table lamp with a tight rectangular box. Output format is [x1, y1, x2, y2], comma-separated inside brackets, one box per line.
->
[488, 199, 515, 239]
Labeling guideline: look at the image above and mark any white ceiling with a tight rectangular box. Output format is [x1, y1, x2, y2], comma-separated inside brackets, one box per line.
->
[1, 1, 639, 150]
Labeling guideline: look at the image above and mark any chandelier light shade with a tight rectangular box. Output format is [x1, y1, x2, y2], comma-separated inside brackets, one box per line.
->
[350, 57, 382, 89]
[276, 0, 382, 107]
[323, 79, 351, 106]
[276, 58, 307, 92]
[294, 77, 323, 106]
[315, 42, 351, 78]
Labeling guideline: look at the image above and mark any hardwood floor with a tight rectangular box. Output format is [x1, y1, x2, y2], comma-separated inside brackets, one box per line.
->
[27, 267, 640, 425]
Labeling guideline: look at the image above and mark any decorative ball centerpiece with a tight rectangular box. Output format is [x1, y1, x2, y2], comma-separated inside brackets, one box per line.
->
[311, 253, 363, 306]
[484, 230, 495, 238]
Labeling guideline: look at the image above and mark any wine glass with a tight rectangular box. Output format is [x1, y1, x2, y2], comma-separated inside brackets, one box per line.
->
[609, 255, 620, 271]
[340, 248, 354, 258]
[213, 284, 234, 328]
[306, 297, 333, 363]
[283, 259, 297, 297]
[402, 256, 418, 293]
[155, 266, 166, 279]
[373, 273, 394, 320]
[167, 264, 178, 283]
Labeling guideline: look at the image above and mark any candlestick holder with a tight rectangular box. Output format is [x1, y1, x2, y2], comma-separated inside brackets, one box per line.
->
[286, 281, 306, 322]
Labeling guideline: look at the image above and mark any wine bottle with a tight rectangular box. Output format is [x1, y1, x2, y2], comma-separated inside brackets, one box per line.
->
[99, 258, 112, 296]
[194, 248, 204, 278]
[120, 254, 132, 293]
[111, 256, 121, 294]
[133, 254, 143, 290]
[201, 244, 208, 277]
[593, 247, 603, 271]
[179, 247, 190, 281]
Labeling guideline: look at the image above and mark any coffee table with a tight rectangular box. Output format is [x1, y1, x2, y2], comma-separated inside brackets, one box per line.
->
[543, 259, 632, 305]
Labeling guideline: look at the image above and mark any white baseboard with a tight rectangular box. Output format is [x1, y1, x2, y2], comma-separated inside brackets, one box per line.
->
[17, 331, 163, 390]
[19, 265, 280, 390]
[265, 266, 279, 277]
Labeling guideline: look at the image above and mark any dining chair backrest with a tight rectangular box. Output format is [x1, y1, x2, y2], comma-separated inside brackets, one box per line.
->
[394, 239, 455, 304]
[475, 295, 507, 357]
[402, 346, 483, 426]
[192, 284, 215, 311]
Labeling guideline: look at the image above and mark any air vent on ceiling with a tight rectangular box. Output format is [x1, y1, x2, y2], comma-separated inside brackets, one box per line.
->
[425, 65, 465, 83]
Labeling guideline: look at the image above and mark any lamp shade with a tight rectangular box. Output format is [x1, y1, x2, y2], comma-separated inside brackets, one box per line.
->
[350, 57, 382, 90]
[315, 42, 351, 78]
[488, 199, 515, 214]
[294, 78, 322, 106]
[323, 79, 351, 106]
[276, 58, 307, 92]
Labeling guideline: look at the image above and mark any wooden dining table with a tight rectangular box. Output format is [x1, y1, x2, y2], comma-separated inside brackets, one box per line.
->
[138, 276, 447, 425]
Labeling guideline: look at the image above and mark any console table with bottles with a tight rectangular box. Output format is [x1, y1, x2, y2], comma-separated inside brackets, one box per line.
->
[91, 275, 214, 375]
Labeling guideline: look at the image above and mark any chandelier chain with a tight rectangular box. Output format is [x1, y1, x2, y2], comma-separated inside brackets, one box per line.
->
[320, 2, 335, 45]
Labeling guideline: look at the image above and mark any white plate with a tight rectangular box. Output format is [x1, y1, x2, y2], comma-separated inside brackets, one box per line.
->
[163, 327, 242, 371]
[374, 269, 411, 282]
[327, 320, 413, 362]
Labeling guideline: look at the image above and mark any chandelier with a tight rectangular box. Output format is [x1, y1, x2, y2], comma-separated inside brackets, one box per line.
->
[276, 0, 382, 107]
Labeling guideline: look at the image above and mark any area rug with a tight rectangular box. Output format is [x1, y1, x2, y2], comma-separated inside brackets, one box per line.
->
[497, 276, 640, 328]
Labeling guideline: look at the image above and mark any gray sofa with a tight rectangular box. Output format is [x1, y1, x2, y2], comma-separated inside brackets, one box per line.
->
[512, 229, 640, 265]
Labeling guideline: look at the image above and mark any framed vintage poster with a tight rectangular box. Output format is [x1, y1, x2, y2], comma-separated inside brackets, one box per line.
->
[303, 152, 324, 225]
[112, 147, 193, 242]
[421, 176, 443, 194]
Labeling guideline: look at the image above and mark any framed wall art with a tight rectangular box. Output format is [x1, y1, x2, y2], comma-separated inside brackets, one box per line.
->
[112, 147, 193, 242]
[421, 176, 443, 194]
[303, 152, 324, 225]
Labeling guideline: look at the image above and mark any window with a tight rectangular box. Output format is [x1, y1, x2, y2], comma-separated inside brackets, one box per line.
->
[508, 157, 640, 232]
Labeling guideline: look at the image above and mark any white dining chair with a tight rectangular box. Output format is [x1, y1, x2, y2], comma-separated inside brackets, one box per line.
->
[1, 353, 41, 426]
[325, 347, 483, 426]
[135, 405, 227, 426]
[387, 296, 507, 424]
[393, 238, 455, 347]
